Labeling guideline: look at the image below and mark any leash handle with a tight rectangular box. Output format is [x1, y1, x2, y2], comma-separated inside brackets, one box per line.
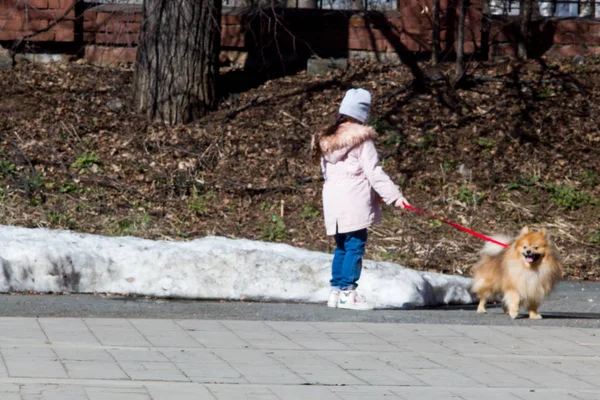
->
[403, 204, 509, 248]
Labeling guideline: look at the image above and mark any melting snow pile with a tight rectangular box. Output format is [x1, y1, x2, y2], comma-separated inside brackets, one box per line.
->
[0, 225, 474, 309]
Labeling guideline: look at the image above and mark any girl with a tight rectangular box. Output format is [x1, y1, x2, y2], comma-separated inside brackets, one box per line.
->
[311, 88, 409, 311]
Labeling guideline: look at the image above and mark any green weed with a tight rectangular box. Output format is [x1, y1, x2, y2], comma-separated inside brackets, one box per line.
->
[72, 152, 99, 171]
[59, 182, 81, 194]
[259, 215, 288, 241]
[455, 185, 485, 205]
[0, 160, 16, 177]
[544, 184, 598, 211]
[188, 191, 216, 215]
[370, 117, 392, 133]
[589, 230, 600, 244]
[474, 137, 495, 148]
[111, 213, 152, 236]
[506, 175, 540, 192]
[300, 204, 320, 219]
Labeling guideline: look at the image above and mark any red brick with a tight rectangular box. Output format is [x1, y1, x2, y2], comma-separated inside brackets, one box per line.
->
[54, 20, 73, 30]
[554, 32, 585, 45]
[349, 26, 387, 42]
[490, 43, 516, 58]
[400, 32, 426, 52]
[28, 30, 55, 41]
[556, 21, 589, 34]
[25, 0, 49, 9]
[0, 30, 21, 40]
[95, 12, 114, 27]
[221, 14, 243, 25]
[589, 23, 600, 34]
[54, 28, 73, 41]
[348, 36, 388, 51]
[84, 45, 137, 65]
[587, 46, 600, 54]
[95, 32, 138, 46]
[221, 24, 244, 47]
[28, 8, 75, 20]
[453, 40, 476, 54]
[98, 21, 141, 34]
[349, 15, 366, 28]
[83, 10, 97, 22]
[48, 0, 64, 8]
[82, 31, 95, 43]
[83, 20, 97, 31]
[583, 32, 600, 46]
[547, 45, 588, 57]
[122, 12, 142, 23]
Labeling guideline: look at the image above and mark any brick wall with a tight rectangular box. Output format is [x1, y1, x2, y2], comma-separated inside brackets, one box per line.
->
[0, 0, 76, 42]
[1, 0, 600, 65]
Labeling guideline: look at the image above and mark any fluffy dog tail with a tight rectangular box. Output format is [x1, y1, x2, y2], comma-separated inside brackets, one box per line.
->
[480, 234, 512, 257]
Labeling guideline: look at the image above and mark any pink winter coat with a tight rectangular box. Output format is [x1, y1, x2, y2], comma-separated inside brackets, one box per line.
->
[318, 122, 403, 236]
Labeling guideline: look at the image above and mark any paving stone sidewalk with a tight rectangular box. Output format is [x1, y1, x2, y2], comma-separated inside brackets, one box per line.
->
[0, 317, 599, 399]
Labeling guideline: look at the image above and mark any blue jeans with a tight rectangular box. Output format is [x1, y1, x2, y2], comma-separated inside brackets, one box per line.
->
[330, 228, 367, 291]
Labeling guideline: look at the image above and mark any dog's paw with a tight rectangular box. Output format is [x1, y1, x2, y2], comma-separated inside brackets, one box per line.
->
[476, 307, 487, 314]
[509, 312, 519, 319]
[529, 312, 543, 320]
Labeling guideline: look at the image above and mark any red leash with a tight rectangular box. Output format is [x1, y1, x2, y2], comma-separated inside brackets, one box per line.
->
[403, 204, 509, 248]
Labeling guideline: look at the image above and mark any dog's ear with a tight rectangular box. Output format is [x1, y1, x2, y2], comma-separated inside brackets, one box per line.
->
[519, 226, 530, 236]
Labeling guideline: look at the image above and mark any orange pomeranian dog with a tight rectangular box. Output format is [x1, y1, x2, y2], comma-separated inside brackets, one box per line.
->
[471, 227, 563, 319]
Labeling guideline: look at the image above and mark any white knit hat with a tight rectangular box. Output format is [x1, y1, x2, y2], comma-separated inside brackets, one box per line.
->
[338, 88, 372, 123]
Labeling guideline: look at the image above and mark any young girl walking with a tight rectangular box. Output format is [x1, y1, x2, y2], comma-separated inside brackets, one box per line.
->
[312, 88, 409, 310]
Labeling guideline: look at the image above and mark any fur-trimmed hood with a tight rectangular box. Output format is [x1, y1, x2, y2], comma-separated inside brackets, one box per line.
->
[318, 123, 377, 164]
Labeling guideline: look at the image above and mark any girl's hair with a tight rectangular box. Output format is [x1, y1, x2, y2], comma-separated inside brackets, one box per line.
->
[312, 114, 360, 162]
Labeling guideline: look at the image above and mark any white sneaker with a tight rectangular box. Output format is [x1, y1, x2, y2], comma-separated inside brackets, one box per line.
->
[338, 290, 374, 310]
[327, 290, 340, 308]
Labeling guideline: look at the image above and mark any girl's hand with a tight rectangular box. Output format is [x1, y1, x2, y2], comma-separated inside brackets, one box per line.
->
[394, 197, 410, 209]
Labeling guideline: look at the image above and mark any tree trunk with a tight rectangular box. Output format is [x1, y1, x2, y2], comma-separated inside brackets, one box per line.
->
[480, 0, 490, 60]
[432, 0, 441, 65]
[454, 0, 467, 85]
[134, 0, 222, 125]
[518, 0, 533, 60]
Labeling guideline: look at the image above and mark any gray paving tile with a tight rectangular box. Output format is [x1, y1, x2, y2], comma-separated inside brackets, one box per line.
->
[328, 332, 399, 352]
[330, 386, 402, 399]
[20, 384, 89, 400]
[213, 348, 305, 384]
[53, 347, 113, 363]
[38, 318, 100, 346]
[119, 361, 189, 382]
[84, 319, 151, 347]
[145, 383, 215, 399]
[403, 367, 485, 388]
[432, 355, 540, 388]
[0, 383, 20, 400]
[270, 384, 340, 400]
[268, 350, 365, 385]
[2, 347, 67, 378]
[130, 319, 203, 348]
[488, 359, 597, 390]
[85, 386, 150, 400]
[108, 348, 168, 362]
[390, 387, 465, 399]
[0, 318, 47, 346]
[159, 349, 245, 383]
[63, 360, 128, 380]
[207, 384, 279, 400]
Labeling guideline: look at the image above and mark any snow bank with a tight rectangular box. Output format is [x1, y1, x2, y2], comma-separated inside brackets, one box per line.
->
[0, 225, 474, 309]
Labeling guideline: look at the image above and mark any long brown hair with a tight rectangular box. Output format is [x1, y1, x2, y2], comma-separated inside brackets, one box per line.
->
[311, 114, 359, 162]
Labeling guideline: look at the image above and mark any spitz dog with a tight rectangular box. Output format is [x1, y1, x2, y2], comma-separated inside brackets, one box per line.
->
[471, 227, 563, 319]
